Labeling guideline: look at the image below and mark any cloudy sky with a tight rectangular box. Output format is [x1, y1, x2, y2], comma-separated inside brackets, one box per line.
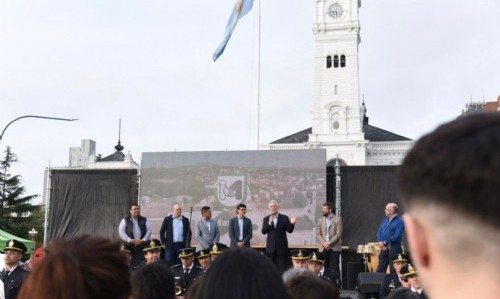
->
[1, 0, 499, 201]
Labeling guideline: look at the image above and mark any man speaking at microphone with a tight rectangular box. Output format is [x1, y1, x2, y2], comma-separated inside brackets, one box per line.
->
[376, 202, 405, 273]
[262, 200, 295, 273]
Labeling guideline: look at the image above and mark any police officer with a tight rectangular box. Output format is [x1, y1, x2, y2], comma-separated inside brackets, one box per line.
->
[290, 249, 311, 270]
[0, 240, 29, 299]
[171, 248, 204, 296]
[308, 252, 338, 287]
[195, 248, 211, 271]
[209, 243, 228, 262]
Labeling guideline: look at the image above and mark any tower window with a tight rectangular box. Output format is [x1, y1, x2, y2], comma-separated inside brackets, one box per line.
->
[333, 55, 339, 68]
[334, 85, 338, 95]
[340, 55, 346, 67]
[326, 56, 332, 68]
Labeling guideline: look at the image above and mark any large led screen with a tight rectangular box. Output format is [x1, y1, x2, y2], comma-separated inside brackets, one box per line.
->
[140, 149, 326, 247]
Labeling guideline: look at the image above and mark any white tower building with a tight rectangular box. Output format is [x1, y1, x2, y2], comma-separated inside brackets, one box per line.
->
[262, 0, 413, 166]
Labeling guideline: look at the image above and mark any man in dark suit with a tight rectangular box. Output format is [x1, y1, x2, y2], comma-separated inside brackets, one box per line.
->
[261, 200, 295, 273]
[0, 239, 29, 299]
[228, 203, 253, 248]
[379, 254, 408, 299]
[160, 203, 191, 266]
[308, 252, 339, 287]
[171, 248, 204, 296]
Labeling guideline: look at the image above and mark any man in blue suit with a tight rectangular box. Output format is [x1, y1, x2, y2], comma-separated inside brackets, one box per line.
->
[228, 203, 253, 248]
[262, 200, 295, 273]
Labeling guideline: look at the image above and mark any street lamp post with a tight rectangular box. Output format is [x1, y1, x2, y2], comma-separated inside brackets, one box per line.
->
[28, 228, 38, 241]
[0, 115, 78, 142]
[28, 228, 38, 269]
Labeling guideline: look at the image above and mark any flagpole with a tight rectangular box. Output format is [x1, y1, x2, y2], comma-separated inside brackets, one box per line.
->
[256, 0, 261, 150]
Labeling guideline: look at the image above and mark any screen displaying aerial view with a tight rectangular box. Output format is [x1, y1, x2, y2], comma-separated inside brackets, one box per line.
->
[140, 149, 326, 247]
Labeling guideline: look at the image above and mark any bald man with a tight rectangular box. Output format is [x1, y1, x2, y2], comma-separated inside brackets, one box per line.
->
[376, 202, 405, 273]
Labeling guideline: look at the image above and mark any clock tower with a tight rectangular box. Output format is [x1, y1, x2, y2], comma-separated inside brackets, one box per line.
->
[308, 0, 367, 165]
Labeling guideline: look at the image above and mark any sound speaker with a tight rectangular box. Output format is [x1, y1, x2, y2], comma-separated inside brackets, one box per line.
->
[346, 262, 364, 290]
[357, 272, 386, 294]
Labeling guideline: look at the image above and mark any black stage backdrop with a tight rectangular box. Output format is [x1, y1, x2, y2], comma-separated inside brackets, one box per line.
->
[47, 169, 138, 242]
[328, 165, 406, 249]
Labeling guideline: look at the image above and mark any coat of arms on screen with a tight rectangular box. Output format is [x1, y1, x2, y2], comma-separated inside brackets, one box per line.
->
[215, 176, 246, 207]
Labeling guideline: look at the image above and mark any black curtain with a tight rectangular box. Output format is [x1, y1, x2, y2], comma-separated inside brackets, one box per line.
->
[328, 166, 406, 249]
[47, 169, 138, 242]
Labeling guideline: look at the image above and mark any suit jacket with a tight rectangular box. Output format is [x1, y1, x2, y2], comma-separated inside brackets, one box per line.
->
[160, 215, 191, 248]
[379, 272, 402, 299]
[171, 264, 204, 294]
[228, 216, 252, 247]
[195, 219, 220, 251]
[261, 213, 294, 254]
[316, 214, 342, 252]
[0, 266, 29, 299]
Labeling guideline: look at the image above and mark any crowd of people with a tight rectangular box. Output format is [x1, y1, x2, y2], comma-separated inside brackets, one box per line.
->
[1, 114, 499, 299]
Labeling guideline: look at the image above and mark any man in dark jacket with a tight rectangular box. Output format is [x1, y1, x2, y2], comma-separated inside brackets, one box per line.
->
[0, 239, 29, 299]
[160, 204, 191, 266]
[262, 200, 295, 273]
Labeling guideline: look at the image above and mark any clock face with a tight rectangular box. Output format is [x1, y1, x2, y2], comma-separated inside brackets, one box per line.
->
[328, 3, 343, 19]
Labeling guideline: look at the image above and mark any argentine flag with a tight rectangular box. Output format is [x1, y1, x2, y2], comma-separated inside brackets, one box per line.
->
[213, 0, 254, 61]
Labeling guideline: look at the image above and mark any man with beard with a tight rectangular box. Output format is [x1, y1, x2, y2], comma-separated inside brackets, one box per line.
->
[376, 203, 405, 273]
[316, 202, 342, 286]
[118, 204, 152, 267]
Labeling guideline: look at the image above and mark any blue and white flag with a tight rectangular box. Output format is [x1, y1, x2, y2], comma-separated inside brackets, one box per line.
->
[213, 0, 254, 61]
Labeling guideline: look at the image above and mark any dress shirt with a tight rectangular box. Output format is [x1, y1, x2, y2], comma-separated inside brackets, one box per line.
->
[173, 217, 184, 242]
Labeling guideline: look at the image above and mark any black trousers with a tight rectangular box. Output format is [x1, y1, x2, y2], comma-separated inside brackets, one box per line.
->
[323, 249, 341, 287]
[267, 250, 290, 273]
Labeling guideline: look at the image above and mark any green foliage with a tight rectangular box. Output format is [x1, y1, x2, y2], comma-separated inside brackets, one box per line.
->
[0, 146, 39, 238]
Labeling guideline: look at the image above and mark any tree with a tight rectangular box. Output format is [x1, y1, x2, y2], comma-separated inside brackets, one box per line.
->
[0, 146, 38, 237]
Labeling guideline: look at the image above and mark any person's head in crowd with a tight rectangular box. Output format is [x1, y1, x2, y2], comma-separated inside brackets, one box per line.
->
[120, 243, 133, 266]
[398, 114, 500, 299]
[196, 249, 211, 270]
[282, 268, 314, 284]
[290, 249, 310, 269]
[307, 252, 324, 275]
[285, 274, 339, 299]
[3, 239, 27, 269]
[130, 204, 141, 219]
[392, 253, 408, 275]
[236, 203, 247, 218]
[190, 247, 288, 299]
[209, 243, 227, 262]
[143, 239, 162, 264]
[17, 235, 130, 299]
[201, 206, 212, 221]
[387, 287, 421, 299]
[322, 202, 334, 216]
[179, 248, 195, 268]
[401, 265, 422, 292]
[132, 260, 175, 299]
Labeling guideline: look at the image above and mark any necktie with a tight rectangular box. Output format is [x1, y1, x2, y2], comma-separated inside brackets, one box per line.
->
[183, 268, 189, 280]
[5, 270, 10, 276]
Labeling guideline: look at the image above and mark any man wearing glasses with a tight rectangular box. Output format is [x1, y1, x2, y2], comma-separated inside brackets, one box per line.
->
[376, 202, 405, 273]
[228, 203, 253, 248]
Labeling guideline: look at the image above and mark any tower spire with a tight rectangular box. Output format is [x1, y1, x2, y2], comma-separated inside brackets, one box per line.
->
[115, 118, 124, 152]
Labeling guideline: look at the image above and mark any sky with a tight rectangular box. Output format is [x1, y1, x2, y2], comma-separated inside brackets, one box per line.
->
[1, 0, 499, 202]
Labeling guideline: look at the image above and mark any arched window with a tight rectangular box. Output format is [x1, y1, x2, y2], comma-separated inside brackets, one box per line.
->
[326, 56, 332, 68]
[333, 55, 339, 68]
[340, 55, 346, 67]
